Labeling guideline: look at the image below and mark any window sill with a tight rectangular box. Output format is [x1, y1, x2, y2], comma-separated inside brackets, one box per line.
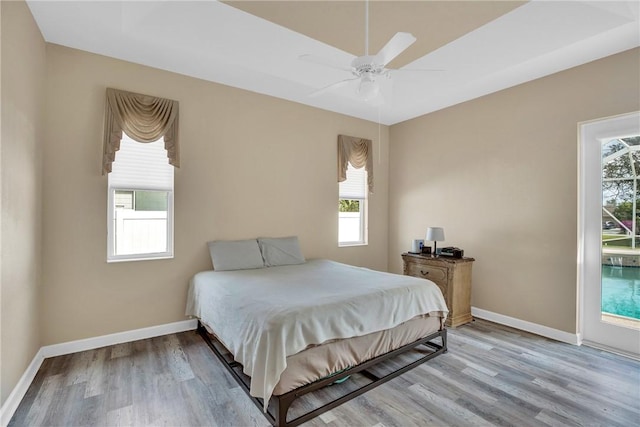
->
[339, 242, 368, 248]
[107, 254, 173, 263]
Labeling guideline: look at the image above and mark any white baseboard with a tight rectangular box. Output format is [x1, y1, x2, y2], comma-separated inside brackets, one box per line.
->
[0, 348, 45, 427]
[41, 319, 198, 358]
[0, 319, 198, 427]
[471, 307, 580, 345]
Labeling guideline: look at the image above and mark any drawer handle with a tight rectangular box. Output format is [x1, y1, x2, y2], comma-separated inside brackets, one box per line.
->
[420, 270, 429, 276]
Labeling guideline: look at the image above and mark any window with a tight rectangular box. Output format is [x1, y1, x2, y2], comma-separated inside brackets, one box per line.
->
[339, 163, 367, 246]
[107, 135, 174, 262]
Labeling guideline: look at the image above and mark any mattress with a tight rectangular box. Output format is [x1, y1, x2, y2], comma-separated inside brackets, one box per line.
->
[186, 259, 448, 407]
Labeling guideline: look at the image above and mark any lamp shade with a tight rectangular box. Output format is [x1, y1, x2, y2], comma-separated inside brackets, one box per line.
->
[426, 227, 445, 242]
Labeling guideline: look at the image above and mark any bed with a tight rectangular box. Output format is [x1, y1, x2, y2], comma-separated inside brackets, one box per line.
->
[186, 242, 448, 427]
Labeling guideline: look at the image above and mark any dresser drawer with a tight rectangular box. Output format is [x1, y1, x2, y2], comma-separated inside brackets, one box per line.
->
[406, 263, 448, 284]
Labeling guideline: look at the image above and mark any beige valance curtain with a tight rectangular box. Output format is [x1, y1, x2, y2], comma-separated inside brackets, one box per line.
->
[102, 88, 180, 174]
[338, 134, 373, 193]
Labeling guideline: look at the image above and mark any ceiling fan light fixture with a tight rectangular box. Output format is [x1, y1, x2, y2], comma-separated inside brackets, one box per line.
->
[357, 72, 379, 102]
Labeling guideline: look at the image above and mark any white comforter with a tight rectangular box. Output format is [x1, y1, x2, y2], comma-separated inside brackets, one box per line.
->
[185, 259, 448, 408]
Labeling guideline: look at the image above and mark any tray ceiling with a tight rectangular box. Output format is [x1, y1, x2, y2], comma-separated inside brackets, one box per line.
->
[27, 1, 640, 125]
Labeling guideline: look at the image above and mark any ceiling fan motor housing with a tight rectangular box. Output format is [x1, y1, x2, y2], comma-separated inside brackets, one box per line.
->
[351, 55, 385, 77]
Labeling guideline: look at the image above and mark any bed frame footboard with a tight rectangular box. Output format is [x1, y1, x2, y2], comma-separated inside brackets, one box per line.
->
[197, 321, 447, 427]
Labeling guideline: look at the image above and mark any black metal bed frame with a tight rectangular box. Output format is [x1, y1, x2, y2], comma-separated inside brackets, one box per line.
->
[197, 321, 447, 427]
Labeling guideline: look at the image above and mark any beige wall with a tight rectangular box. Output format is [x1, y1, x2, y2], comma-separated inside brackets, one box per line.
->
[388, 48, 640, 333]
[41, 44, 389, 345]
[0, 0, 46, 405]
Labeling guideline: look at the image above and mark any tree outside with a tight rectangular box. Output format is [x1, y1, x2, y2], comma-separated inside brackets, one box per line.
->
[339, 199, 360, 212]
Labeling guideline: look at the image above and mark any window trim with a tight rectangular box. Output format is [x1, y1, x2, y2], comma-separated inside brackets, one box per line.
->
[338, 165, 369, 247]
[107, 187, 174, 263]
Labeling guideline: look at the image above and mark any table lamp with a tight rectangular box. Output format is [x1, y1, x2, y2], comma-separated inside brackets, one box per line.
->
[426, 227, 445, 255]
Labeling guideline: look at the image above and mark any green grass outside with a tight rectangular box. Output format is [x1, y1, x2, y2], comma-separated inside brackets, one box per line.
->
[602, 233, 640, 248]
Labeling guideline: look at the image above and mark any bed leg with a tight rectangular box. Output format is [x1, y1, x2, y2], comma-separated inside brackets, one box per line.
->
[442, 328, 448, 353]
[273, 395, 294, 427]
[273, 393, 300, 427]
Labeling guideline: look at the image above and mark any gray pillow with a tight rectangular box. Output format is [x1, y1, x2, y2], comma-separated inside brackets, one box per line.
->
[258, 236, 306, 267]
[208, 239, 265, 271]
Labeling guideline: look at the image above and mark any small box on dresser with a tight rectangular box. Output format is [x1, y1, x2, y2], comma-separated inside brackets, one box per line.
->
[402, 252, 475, 327]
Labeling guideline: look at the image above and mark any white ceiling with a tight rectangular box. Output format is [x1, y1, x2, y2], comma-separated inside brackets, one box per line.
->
[27, 1, 640, 125]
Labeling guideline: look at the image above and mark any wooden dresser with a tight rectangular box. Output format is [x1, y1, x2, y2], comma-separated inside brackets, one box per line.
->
[402, 253, 475, 327]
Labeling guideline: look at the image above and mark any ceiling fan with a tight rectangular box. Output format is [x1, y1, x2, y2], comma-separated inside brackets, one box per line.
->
[300, 0, 418, 104]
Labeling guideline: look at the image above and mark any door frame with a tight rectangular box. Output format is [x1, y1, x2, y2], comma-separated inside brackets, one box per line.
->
[578, 111, 640, 358]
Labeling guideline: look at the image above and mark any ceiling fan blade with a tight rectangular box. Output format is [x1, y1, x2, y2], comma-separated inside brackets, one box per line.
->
[299, 54, 353, 72]
[388, 68, 445, 84]
[394, 68, 445, 73]
[391, 68, 444, 78]
[309, 77, 359, 97]
[373, 32, 416, 67]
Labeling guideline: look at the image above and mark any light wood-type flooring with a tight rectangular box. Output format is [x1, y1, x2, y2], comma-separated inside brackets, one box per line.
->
[9, 319, 640, 427]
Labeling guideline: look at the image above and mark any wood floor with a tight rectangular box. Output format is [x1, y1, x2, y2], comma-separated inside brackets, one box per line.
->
[9, 319, 640, 427]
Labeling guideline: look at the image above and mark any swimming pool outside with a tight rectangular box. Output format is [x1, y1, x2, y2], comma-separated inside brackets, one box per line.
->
[601, 265, 640, 320]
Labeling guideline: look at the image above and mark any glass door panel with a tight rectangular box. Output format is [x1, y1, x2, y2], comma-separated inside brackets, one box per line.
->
[601, 136, 640, 330]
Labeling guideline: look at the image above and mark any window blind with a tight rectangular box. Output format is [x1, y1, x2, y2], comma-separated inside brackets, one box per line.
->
[109, 135, 174, 190]
[339, 163, 367, 199]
